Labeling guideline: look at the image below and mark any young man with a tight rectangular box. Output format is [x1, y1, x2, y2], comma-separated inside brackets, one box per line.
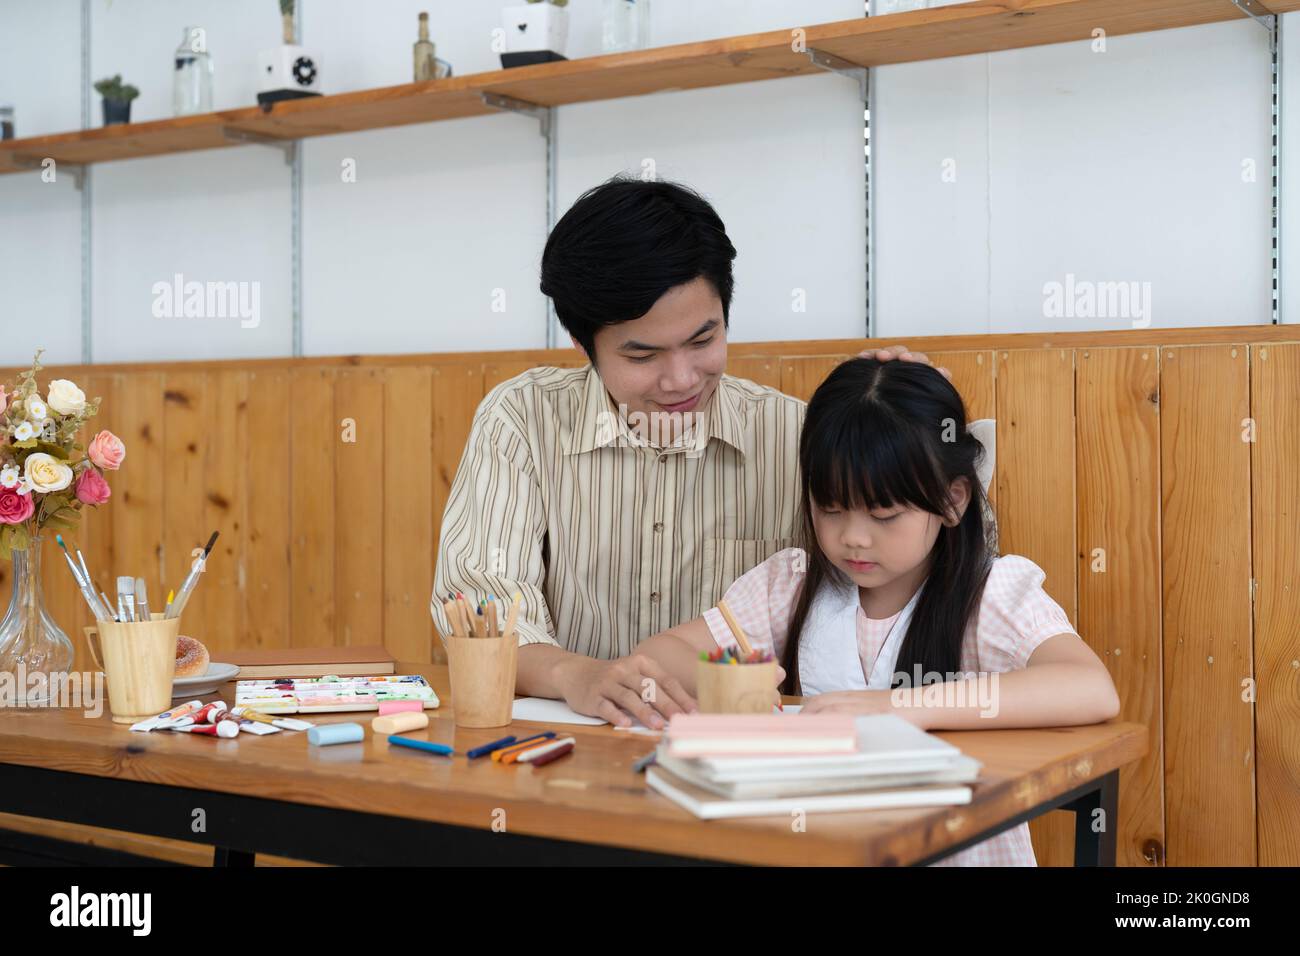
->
[432, 176, 943, 728]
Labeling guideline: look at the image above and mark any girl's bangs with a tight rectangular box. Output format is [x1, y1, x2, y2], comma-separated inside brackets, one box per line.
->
[807, 411, 949, 515]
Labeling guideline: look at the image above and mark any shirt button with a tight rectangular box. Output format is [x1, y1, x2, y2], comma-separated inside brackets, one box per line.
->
[653, 522, 664, 533]
[650, 591, 661, 603]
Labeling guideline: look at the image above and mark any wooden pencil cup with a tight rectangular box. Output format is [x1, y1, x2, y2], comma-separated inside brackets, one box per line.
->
[696, 660, 779, 714]
[84, 613, 181, 724]
[445, 633, 518, 728]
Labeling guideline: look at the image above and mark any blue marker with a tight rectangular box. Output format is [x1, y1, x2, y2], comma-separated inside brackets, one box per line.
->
[467, 735, 517, 760]
[388, 736, 454, 757]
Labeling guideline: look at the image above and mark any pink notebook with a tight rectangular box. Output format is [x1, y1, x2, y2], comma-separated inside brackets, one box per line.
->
[665, 713, 857, 757]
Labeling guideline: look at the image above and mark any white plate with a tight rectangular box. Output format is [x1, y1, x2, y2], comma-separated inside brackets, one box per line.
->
[172, 662, 241, 699]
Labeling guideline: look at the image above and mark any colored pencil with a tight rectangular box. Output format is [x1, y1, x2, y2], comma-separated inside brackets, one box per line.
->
[526, 741, 574, 767]
[492, 731, 556, 763]
[514, 736, 575, 764]
[716, 599, 754, 655]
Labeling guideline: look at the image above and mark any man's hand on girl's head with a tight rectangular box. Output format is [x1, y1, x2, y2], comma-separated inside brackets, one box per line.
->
[860, 344, 952, 382]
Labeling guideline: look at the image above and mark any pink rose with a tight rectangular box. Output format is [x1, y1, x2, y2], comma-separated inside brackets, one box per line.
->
[87, 430, 125, 470]
[74, 468, 111, 506]
[0, 385, 8, 415]
[0, 486, 34, 524]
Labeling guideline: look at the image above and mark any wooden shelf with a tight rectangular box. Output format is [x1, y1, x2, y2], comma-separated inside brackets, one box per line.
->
[1, 0, 1291, 175]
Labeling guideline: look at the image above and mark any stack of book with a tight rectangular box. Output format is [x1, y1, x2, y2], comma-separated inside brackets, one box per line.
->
[646, 713, 980, 819]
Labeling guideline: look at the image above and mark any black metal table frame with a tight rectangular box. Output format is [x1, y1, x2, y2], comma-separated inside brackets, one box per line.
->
[0, 762, 1119, 867]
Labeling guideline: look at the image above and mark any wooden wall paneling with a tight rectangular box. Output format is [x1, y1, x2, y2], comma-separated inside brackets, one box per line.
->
[1249, 344, 1300, 866]
[431, 364, 484, 556]
[779, 355, 852, 402]
[1160, 345, 1255, 865]
[726, 356, 782, 390]
[162, 372, 209, 642]
[290, 368, 337, 647]
[200, 371, 249, 656]
[1076, 346, 1165, 866]
[994, 348, 1078, 866]
[334, 368, 386, 648]
[244, 369, 292, 650]
[383, 367, 435, 664]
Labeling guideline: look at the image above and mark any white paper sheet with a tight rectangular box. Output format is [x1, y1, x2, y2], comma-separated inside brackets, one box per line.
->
[511, 697, 608, 725]
[511, 697, 801, 726]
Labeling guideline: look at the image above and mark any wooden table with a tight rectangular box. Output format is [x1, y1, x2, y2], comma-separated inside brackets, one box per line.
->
[0, 664, 1146, 866]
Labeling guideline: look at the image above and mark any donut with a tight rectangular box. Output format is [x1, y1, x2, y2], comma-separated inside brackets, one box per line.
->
[174, 635, 210, 678]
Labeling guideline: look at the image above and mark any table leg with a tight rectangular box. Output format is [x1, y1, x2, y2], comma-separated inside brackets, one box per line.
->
[213, 847, 256, 867]
[1063, 769, 1119, 866]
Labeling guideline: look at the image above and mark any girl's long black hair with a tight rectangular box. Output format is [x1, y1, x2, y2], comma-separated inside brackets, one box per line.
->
[780, 358, 996, 695]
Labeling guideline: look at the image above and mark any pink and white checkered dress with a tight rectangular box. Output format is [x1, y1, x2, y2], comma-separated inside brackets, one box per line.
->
[702, 548, 1078, 867]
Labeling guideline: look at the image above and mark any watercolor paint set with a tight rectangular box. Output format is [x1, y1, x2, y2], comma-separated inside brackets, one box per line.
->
[234, 675, 441, 715]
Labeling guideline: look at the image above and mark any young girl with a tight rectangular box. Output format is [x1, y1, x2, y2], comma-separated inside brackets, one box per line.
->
[636, 357, 1120, 866]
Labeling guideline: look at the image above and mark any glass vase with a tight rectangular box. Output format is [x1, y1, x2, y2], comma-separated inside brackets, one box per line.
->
[0, 536, 75, 706]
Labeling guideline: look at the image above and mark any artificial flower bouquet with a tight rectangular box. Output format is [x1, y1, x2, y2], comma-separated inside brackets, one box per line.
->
[0, 350, 125, 558]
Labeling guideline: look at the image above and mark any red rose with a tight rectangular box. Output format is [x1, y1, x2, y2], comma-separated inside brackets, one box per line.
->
[74, 468, 111, 506]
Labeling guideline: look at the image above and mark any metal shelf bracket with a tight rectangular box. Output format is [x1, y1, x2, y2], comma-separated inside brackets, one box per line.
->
[221, 126, 297, 165]
[806, 48, 868, 102]
[481, 92, 553, 138]
[9, 153, 85, 190]
[1231, 0, 1277, 30]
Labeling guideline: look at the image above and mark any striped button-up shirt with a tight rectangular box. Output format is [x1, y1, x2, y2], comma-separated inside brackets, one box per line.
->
[432, 365, 804, 659]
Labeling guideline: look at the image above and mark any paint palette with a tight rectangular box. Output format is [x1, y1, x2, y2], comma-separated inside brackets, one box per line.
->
[234, 675, 441, 714]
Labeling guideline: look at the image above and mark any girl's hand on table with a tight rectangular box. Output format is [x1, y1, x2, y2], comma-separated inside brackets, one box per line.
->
[800, 688, 930, 728]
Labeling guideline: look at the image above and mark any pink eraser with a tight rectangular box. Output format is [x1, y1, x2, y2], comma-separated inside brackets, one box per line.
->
[378, 699, 423, 716]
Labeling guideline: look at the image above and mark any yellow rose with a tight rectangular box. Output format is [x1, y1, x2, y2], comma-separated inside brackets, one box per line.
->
[23, 452, 73, 493]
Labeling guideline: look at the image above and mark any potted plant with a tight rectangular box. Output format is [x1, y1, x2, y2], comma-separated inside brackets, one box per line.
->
[501, 0, 570, 68]
[93, 74, 140, 126]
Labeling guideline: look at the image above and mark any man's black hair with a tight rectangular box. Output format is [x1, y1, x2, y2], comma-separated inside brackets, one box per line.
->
[540, 176, 737, 360]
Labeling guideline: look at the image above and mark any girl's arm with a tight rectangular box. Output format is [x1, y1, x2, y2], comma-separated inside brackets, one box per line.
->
[805, 633, 1121, 730]
[634, 617, 719, 697]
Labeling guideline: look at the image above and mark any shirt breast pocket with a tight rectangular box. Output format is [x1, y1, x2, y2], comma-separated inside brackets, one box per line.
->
[701, 537, 795, 606]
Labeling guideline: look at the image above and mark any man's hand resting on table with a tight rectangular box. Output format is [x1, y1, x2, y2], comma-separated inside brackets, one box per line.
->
[552, 652, 696, 730]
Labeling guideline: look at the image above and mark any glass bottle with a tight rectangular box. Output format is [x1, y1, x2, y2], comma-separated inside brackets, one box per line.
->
[0, 538, 75, 707]
[173, 25, 214, 116]
[602, 0, 650, 53]
[414, 12, 438, 82]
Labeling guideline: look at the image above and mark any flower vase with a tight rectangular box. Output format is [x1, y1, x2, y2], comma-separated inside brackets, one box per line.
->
[0, 536, 75, 706]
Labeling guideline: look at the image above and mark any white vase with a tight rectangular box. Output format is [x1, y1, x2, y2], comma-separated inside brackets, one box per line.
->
[502, 3, 570, 58]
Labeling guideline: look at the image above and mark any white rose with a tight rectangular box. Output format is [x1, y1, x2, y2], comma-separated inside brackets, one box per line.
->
[24, 395, 48, 420]
[23, 452, 73, 493]
[46, 380, 86, 416]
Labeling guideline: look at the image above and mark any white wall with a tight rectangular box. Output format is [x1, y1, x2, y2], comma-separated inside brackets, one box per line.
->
[0, 0, 83, 366]
[0, 1, 1290, 369]
[875, 18, 1275, 336]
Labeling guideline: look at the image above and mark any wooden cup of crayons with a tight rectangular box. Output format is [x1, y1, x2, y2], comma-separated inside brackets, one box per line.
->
[697, 599, 780, 714]
[442, 592, 521, 728]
